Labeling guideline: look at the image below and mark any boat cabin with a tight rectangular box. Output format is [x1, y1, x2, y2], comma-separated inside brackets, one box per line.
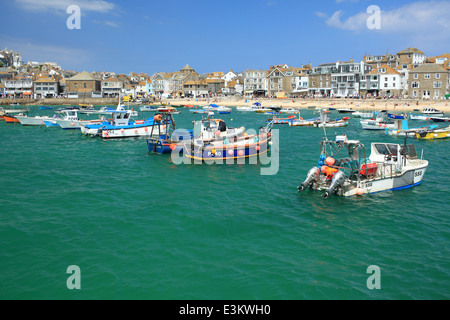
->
[61, 110, 79, 121]
[109, 110, 132, 126]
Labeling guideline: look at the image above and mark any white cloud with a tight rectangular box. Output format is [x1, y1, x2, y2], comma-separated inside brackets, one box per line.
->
[322, 1, 450, 35]
[14, 0, 115, 13]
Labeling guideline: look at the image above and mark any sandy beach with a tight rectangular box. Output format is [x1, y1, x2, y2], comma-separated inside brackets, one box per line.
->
[164, 97, 450, 113]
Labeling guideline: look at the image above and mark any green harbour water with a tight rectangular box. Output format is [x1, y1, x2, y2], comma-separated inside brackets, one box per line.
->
[0, 105, 449, 300]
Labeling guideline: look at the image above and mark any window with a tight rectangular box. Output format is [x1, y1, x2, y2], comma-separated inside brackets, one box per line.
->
[384, 83, 388, 88]
[83, 82, 87, 88]
[412, 82, 420, 88]
[436, 73, 441, 79]
[74, 83, 77, 88]
[413, 91, 417, 98]
[414, 74, 418, 79]
[393, 83, 396, 87]
[435, 90, 440, 98]
[424, 74, 430, 79]
[433, 82, 442, 88]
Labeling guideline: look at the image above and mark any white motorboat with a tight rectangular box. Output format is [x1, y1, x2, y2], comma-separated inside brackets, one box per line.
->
[360, 112, 395, 130]
[80, 110, 162, 138]
[421, 108, 444, 116]
[337, 108, 356, 114]
[298, 134, 428, 198]
[352, 111, 374, 118]
[280, 107, 300, 114]
[15, 115, 54, 126]
[217, 106, 232, 114]
[409, 113, 429, 120]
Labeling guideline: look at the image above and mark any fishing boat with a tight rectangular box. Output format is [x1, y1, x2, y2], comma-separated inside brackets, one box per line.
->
[352, 111, 373, 118]
[415, 126, 450, 140]
[409, 113, 429, 120]
[139, 105, 158, 112]
[421, 107, 444, 116]
[360, 112, 395, 130]
[313, 109, 349, 128]
[386, 119, 438, 137]
[298, 134, 428, 198]
[80, 110, 160, 138]
[182, 121, 273, 162]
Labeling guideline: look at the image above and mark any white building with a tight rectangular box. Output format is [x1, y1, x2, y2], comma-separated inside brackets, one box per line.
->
[244, 69, 269, 96]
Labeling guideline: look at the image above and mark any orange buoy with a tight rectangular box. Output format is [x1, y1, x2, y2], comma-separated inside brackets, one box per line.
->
[356, 188, 364, 196]
[325, 157, 335, 166]
[238, 150, 244, 156]
[170, 144, 177, 151]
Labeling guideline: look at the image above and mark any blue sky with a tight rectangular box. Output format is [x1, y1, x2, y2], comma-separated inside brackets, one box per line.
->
[1, 0, 450, 75]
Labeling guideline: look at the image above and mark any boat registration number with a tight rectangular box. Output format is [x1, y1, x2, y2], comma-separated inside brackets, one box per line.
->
[207, 151, 222, 157]
[414, 171, 423, 178]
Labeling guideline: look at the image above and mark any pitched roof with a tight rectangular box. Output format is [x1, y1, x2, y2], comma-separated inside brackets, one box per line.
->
[397, 47, 425, 55]
[68, 71, 98, 81]
[410, 63, 447, 73]
[369, 64, 402, 76]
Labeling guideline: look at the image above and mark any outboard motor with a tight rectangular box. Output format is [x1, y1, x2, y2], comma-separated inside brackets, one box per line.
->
[322, 170, 346, 199]
[298, 167, 320, 192]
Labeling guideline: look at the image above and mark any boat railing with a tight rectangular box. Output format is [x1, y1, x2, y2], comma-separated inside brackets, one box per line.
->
[374, 162, 398, 179]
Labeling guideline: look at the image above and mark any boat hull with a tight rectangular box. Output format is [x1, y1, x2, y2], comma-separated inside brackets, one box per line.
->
[15, 115, 51, 126]
[101, 124, 165, 139]
[360, 120, 396, 130]
[310, 163, 428, 197]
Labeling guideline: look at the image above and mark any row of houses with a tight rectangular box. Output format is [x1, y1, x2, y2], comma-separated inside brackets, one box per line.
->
[1, 47, 450, 100]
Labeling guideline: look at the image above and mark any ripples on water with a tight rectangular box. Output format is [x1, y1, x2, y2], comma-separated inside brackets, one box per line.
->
[0, 107, 449, 299]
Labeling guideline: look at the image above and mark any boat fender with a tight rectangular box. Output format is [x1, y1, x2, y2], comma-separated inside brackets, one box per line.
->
[298, 167, 320, 192]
